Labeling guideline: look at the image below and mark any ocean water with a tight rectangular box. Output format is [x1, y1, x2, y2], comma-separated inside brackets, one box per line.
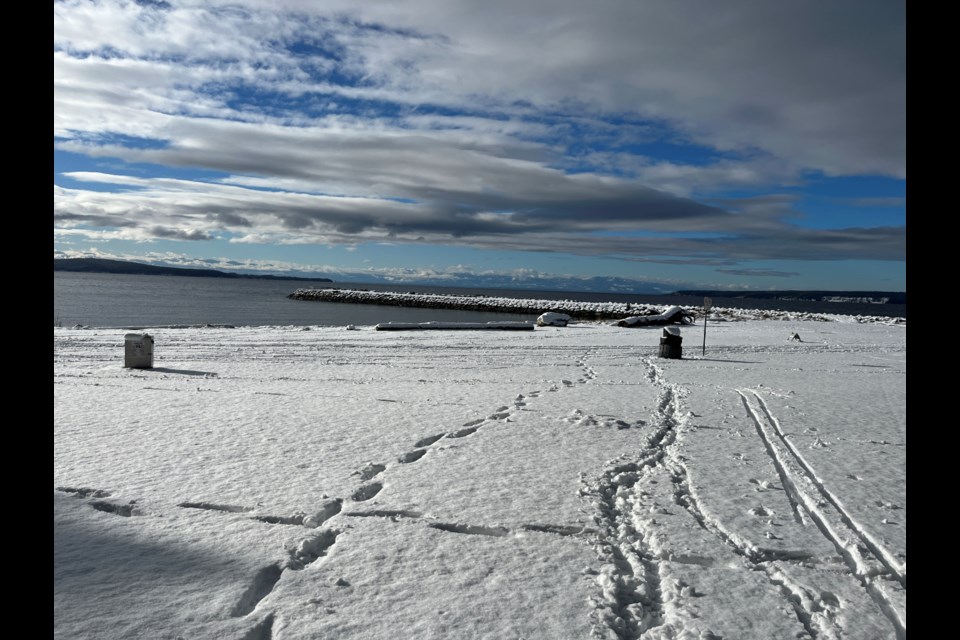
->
[54, 272, 906, 328]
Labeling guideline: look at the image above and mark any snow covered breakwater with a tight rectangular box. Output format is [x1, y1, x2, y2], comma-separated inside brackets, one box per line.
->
[290, 287, 649, 320]
[288, 288, 902, 324]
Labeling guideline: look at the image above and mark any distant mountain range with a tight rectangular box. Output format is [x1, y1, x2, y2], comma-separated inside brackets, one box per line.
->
[53, 258, 333, 282]
[675, 289, 905, 305]
[54, 258, 905, 304]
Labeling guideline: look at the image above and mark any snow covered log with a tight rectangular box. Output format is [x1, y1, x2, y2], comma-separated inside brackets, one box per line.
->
[536, 312, 571, 327]
[375, 322, 536, 331]
[616, 305, 696, 327]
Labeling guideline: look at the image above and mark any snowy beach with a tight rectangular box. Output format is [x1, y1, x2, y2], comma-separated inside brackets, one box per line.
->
[54, 318, 905, 639]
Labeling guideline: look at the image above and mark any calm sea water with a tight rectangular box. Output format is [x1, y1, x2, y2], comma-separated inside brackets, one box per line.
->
[54, 272, 906, 328]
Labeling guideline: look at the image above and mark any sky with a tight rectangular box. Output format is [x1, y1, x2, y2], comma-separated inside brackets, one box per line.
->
[54, 0, 906, 293]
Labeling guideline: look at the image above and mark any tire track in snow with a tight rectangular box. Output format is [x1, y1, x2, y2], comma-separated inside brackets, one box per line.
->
[738, 390, 905, 639]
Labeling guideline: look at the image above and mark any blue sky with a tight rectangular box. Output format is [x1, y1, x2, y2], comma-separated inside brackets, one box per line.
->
[54, 0, 905, 293]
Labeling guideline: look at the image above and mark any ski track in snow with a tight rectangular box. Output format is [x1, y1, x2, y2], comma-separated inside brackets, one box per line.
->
[580, 356, 906, 640]
[738, 389, 906, 639]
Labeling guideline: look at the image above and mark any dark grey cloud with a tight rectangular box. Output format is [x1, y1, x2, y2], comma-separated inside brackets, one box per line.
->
[55, 172, 905, 262]
[149, 226, 213, 241]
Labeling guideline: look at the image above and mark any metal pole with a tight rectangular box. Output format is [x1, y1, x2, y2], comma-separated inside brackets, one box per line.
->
[702, 313, 707, 356]
[702, 297, 711, 357]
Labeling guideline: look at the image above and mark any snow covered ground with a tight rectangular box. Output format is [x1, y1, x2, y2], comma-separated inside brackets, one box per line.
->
[54, 318, 905, 639]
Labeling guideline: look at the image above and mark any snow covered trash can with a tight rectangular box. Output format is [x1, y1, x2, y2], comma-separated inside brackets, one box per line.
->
[658, 327, 682, 359]
[124, 333, 154, 369]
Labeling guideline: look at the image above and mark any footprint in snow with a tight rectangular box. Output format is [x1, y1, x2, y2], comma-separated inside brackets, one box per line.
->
[303, 499, 343, 528]
[355, 463, 386, 482]
[351, 483, 382, 502]
[399, 449, 426, 464]
[414, 433, 445, 448]
[91, 500, 142, 517]
[287, 530, 339, 570]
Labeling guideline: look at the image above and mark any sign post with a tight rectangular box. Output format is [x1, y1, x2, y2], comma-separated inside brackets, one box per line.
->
[702, 297, 712, 357]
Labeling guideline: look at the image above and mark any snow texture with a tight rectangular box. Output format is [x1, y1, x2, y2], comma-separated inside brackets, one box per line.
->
[55, 318, 905, 639]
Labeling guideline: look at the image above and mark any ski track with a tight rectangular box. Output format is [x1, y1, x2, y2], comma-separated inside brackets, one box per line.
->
[738, 389, 905, 639]
[580, 356, 877, 640]
[751, 392, 906, 588]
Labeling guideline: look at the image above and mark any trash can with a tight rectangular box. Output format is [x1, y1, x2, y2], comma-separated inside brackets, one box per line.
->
[124, 333, 154, 369]
[659, 327, 682, 359]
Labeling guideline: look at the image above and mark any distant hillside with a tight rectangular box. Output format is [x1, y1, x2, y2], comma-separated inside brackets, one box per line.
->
[54, 258, 333, 282]
[674, 289, 906, 305]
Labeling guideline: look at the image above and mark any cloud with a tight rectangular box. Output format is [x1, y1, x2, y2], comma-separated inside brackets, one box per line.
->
[55, 1, 904, 174]
[55, 172, 904, 262]
[54, 0, 905, 269]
